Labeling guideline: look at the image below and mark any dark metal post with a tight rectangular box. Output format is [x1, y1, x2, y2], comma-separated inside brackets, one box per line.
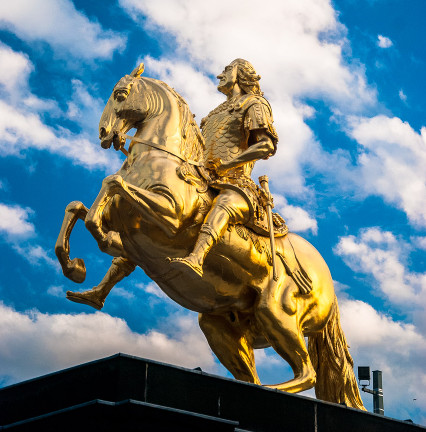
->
[373, 370, 384, 415]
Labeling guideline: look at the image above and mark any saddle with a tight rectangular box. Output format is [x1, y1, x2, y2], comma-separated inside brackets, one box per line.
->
[233, 224, 313, 295]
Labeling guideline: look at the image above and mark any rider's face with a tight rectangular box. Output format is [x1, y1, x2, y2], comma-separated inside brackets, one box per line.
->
[217, 64, 238, 96]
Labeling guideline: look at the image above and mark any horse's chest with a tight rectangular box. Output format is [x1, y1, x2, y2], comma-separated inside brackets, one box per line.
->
[122, 154, 177, 187]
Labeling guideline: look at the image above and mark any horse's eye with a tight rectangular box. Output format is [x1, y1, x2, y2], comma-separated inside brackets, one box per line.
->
[114, 90, 128, 102]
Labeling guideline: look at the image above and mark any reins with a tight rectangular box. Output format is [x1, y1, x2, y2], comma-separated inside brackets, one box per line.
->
[118, 133, 202, 166]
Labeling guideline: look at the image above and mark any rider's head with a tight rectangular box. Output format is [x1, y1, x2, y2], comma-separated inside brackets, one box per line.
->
[217, 59, 262, 97]
[231, 59, 262, 95]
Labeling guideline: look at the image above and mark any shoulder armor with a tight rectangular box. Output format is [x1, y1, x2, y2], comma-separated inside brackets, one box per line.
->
[234, 94, 270, 112]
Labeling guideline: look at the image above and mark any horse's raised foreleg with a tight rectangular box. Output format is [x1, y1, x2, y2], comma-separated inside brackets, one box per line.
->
[256, 277, 316, 393]
[66, 257, 136, 310]
[85, 175, 183, 257]
[84, 179, 125, 257]
[199, 312, 261, 385]
[55, 201, 88, 283]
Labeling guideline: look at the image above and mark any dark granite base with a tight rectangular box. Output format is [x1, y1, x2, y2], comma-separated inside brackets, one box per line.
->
[0, 353, 423, 431]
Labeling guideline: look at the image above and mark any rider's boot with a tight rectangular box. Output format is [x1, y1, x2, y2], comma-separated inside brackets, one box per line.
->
[168, 225, 217, 278]
[66, 257, 136, 310]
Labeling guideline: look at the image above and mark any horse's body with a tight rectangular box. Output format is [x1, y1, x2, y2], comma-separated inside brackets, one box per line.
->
[56, 65, 364, 409]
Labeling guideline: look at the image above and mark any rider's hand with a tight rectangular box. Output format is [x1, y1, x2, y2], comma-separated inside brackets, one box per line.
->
[215, 162, 230, 176]
[205, 158, 223, 172]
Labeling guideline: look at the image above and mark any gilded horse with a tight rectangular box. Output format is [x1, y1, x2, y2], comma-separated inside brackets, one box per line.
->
[55, 63, 364, 409]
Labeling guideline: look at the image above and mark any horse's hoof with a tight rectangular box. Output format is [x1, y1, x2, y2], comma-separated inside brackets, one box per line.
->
[168, 257, 203, 279]
[66, 289, 104, 310]
[62, 258, 86, 283]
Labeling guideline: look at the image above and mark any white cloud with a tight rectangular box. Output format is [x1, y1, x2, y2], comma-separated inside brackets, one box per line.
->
[0, 43, 61, 116]
[137, 281, 169, 300]
[399, 89, 407, 102]
[335, 227, 426, 306]
[0, 302, 216, 384]
[0, 99, 120, 170]
[0, 42, 32, 96]
[66, 79, 106, 130]
[12, 244, 60, 270]
[120, 0, 377, 198]
[412, 236, 426, 251]
[274, 194, 318, 234]
[377, 35, 393, 49]
[0, 201, 59, 270]
[339, 298, 426, 421]
[121, 0, 374, 105]
[254, 348, 281, 367]
[0, 44, 121, 171]
[0, 0, 125, 60]
[0, 203, 34, 238]
[47, 285, 65, 297]
[122, 0, 376, 106]
[348, 115, 426, 227]
[141, 56, 223, 120]
[110, 286, 135, 301]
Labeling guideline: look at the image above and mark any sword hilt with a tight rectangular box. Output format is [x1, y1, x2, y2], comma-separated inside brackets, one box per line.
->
[259, 175, 274, 208]
[259, 175, 278, 281]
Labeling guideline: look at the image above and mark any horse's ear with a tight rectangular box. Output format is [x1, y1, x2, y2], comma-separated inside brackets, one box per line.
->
[131, 63, 145, 78]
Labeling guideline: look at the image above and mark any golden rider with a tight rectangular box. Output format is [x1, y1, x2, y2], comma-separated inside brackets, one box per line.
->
[170, 58, 278, 277]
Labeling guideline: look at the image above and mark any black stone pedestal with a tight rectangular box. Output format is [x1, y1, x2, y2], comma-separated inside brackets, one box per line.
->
[0, 353, 424, 431]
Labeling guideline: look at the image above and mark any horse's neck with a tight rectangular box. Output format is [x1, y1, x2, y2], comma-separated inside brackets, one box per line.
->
[134, 79, 182, 149]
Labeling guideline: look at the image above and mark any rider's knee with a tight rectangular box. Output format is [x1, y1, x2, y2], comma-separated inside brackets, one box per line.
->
[214, 190, 249, 223]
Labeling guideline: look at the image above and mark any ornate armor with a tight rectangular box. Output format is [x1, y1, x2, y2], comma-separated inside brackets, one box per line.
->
[201, 93, 285, 236]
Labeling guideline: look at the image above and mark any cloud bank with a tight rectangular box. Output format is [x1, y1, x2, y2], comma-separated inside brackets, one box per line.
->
[0, 302, 215, 385]
[0, 0, 125, 60]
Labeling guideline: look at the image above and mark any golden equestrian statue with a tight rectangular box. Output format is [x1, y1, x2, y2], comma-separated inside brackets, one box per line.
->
[56, 59, 365, 410]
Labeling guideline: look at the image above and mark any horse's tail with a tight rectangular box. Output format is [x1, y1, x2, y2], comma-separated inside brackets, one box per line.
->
[308, 295, 366, 410]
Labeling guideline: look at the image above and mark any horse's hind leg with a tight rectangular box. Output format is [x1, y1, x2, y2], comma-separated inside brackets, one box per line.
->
[256, 279, 316, 393]
[199, 312, 261, 384]
[55, 201, 88, 283]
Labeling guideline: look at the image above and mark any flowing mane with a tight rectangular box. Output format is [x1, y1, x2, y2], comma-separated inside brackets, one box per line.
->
[152, 78, 205, 163]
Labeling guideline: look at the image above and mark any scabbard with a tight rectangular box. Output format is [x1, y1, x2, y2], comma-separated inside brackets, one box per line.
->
[259, 175, 278, 281]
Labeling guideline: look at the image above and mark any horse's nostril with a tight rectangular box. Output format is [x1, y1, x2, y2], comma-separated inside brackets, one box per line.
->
[99, 127, 107, 139]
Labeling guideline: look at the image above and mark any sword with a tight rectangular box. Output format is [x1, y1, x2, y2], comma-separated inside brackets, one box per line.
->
[259, 175, 278, 281]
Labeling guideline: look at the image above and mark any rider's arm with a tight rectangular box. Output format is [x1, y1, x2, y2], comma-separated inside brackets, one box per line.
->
[217, 130, 274, 174]
[216, 100, 278, 174]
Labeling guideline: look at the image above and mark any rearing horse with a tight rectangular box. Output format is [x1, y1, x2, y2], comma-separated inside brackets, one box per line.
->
[55, 63, 365, 410]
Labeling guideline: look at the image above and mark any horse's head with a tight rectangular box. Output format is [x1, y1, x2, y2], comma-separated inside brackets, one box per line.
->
[99, 63, 147, 150]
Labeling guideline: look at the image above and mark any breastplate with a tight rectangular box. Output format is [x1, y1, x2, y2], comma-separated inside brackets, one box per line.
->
[201, 99, 250, 171]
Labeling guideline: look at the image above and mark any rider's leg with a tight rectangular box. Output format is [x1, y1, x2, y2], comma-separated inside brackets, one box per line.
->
[169, 189, 249, 276]
[66, 257, 136, 310]
[199, 312, 261, 384]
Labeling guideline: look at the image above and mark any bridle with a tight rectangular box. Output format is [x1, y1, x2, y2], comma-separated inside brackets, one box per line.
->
[117, 132, 202, 166]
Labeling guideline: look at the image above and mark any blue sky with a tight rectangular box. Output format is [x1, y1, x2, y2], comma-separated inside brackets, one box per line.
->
[0, 0, 425, 424]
